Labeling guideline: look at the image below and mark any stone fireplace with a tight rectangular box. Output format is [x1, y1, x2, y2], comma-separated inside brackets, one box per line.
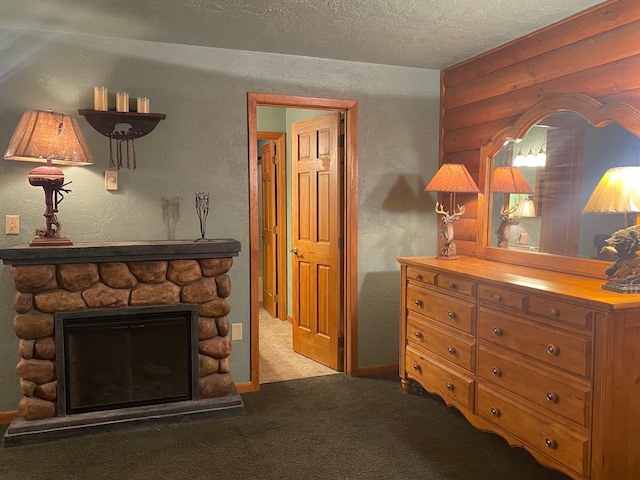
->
[0, 239, 243, 446]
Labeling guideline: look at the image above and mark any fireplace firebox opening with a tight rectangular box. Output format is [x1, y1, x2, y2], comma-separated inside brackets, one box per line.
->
[55, 305, 200, 417]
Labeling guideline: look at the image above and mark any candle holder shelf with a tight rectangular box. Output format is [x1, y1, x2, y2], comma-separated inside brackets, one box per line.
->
[78, 109, 166, 140]
[78, 109, 166, 170]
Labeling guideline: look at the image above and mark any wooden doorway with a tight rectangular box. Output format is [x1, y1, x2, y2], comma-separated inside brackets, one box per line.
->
[248, 93, 359, 391]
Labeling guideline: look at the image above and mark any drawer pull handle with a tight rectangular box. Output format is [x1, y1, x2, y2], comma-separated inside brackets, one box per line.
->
[412, 362, 420, 371]
[413, 299, 423, 307]
[445, 382, 454, 391]
[546, 391, 559, 403]
[493, 294, 502, 302]
[546, 344, 559, 356]
[414, 331, 422, 339]
[490, 407, 500, 417]
[449, 282, 457, 290]
[549, 308, 560, 318]
[545, 438, 558, 450]
[492, 327, 503, 337]
[447, 346, 456, 355]
[447, 310, 456, 319]
[415, 274, 423, 281]
[491, 367, 502, 377]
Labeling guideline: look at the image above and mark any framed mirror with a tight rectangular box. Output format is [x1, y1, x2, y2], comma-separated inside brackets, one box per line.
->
[477, 94, 640, 279]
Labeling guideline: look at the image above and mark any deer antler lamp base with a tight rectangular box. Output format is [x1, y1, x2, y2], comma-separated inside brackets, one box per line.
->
[423, 164, 481, 260]
[435, 201, 464, 260]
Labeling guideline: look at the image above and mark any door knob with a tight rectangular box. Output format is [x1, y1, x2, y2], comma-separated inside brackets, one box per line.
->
[290, 246, 298, 254]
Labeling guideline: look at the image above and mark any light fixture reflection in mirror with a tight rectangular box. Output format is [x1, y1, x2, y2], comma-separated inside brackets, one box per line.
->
[513, 144, 546, 167]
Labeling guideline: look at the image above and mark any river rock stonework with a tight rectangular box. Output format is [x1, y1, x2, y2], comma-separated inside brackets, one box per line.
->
[9, 257, 235, 421]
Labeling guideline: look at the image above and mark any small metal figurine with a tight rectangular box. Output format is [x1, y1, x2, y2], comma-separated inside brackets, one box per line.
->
[195, 192, 210, 241]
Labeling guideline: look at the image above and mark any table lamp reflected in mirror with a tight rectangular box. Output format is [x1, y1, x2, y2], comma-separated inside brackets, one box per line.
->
[492, 166, 534, 248]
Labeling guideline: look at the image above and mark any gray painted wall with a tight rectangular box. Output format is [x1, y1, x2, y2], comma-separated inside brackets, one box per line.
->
[0, 27, 440, 410]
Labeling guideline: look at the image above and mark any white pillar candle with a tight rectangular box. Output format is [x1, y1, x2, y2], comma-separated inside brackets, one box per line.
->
[137, 97, 149, 114]
[93, 86, 108, 111]
[115, 92, 129, 112]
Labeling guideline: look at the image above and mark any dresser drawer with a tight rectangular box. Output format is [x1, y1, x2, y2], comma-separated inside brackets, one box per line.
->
[407, 285, 476, 335]
[407, 312, 475, 372]
[478, 283, 527, 312]
[436, 273, 476, 298]
[478, 307, 592, 378]
[527, 295, 593, 331]
[406, 266, 437, 287]
[477, 344, 591, 426]
[477, 385, 589, 478]
[406, 346, 474, 410]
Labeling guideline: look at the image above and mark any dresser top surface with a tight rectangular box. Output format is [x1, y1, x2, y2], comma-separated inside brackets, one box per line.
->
[398, 255, 640, 310]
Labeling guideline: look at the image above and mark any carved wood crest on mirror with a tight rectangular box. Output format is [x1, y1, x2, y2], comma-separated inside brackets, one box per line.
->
[477, 94, 640, 279]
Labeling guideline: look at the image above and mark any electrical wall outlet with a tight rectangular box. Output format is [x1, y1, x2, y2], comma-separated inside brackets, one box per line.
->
[6, 215, 19, 235]
[231, 323, 243, 341]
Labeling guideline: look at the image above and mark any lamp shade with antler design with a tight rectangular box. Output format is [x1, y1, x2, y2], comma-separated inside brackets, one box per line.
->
[424, 163, 480, 259]
[4, 109, 93, 246]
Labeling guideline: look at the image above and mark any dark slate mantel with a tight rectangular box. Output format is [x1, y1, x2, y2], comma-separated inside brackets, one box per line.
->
[0, 239, 241, 265]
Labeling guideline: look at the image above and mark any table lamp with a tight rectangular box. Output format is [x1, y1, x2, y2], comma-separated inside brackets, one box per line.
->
[424, 164, 480, 259]
[4, 109, 93, 246]
[582, 166, 640, 292]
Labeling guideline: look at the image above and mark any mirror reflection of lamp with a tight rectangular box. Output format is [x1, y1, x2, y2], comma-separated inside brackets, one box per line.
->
[424, 164, 480, 259]
[582, 166, 640, 292]
[492, 166, 534, 248]
[4, 109, 93, 246]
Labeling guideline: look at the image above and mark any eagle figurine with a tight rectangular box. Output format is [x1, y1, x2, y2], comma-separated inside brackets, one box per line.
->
[601, 224, 640, 279]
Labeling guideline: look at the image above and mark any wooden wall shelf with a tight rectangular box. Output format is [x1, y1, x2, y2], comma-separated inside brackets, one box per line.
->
[78, 109, 166, 140]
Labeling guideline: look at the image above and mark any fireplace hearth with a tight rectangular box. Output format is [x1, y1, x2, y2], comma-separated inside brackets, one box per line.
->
[0, 239, 243, 446]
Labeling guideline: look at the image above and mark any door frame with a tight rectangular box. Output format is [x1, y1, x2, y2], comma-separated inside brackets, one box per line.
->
[247, 93, 359, 390]
[258, 132, 287, 320]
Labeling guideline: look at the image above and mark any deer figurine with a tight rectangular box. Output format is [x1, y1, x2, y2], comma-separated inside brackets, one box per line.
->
[435, 202, 465, 258]
[495, 204, 520, 248]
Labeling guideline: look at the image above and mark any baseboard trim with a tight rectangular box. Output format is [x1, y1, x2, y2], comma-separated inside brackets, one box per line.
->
[0, 411, 17, 424]
[354, 363, 398, 377]
[235, 381, 256, 394]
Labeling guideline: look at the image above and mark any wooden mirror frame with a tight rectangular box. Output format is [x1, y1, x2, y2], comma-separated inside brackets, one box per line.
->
[476, 93, 640, 279]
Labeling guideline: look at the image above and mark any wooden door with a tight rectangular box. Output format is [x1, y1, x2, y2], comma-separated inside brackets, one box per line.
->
[261, 140, 278, 318]
[291, 112, 343, 370]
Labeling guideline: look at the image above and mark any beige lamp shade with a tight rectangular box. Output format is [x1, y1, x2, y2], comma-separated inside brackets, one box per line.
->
[516, 197, 536, 217]
[424, 164, 480, 193]
[583, 166, 640, 214]
[4, 109, 93, 166]
[492, 166, 534, 194]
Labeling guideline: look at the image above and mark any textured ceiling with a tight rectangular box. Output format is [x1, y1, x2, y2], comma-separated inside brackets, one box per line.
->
[0, 0, 605, 69]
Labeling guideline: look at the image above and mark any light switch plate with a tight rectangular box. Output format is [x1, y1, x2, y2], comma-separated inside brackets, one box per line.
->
[105, 171, 118, 190]
[6, 215, 19, 235]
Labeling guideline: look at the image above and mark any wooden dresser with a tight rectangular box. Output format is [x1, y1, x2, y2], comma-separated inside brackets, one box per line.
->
[398, 256, 640, 480]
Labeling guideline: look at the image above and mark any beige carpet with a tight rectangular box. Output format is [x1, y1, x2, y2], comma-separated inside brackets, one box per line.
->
[259, 308, 339, 384]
